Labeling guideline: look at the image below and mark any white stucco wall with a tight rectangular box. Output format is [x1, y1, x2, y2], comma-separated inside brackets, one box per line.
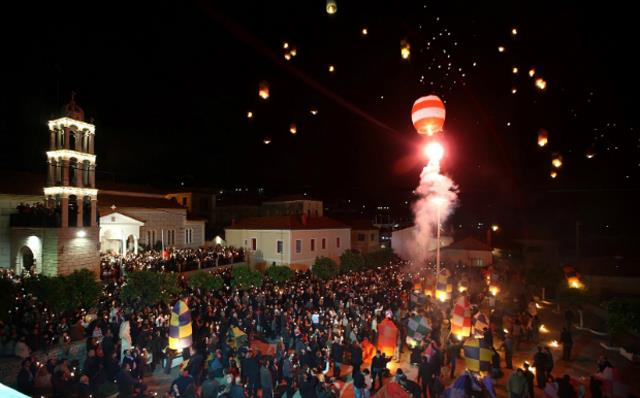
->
[0, 194, 43, 268]
[184, 220, 206, 248]
[290, 229, 351, 266]
[225, 229, 291, 266]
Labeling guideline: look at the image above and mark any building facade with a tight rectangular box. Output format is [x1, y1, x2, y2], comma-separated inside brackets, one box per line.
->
[225, 215, 350, 269]
[5, 97, 100, 276]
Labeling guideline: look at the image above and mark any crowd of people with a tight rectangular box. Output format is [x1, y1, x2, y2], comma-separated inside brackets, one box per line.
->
[100, 246, 246, 278]
[0, 255, 630, 398]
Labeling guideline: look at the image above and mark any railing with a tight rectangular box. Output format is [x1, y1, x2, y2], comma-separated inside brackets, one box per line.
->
[9, 213, 60, 227]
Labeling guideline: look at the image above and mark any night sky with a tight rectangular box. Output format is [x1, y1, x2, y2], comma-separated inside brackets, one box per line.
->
[2, 2, 639, 247]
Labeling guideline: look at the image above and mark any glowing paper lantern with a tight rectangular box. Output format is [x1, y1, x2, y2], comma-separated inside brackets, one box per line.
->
[169, 300, 192, 351]
[435, 268, 452, 302]
[451, 295, 471, 338]
[550, 170, 558, 179]
[472, 312, 490, 337]
[586, 148, 595, 159]
[463, 338, 492, 372]
[376, 318, 398, 358]
[289, 122, 297, 135]
[535, 78, 547, 90]
[263, 137, 272, 145]
[258, 81, 270, 100]
[412, 95, 446, 135]
[400, 39, 411, 60]
[407, 316, 431, 344]
[326, 0, 337, 14]
[537, 129, 549, 147]
[246, 111, 253, 119]
[552, 153, 563, 168]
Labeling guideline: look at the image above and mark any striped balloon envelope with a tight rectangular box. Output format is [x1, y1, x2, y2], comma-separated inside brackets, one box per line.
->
[411, 95, 446, 135]
[169, 300, 192, 351]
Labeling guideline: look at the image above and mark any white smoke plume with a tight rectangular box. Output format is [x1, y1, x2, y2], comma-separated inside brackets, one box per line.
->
[404, 159, 458, 264]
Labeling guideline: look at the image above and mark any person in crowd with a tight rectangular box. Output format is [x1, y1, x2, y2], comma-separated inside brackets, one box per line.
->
[506, 368, 527, 398]
[560, 327, 573, 361]
[170, 368, 195, 397]
[17, 357, 34, 395]
[522, 362, 535, 398]
[533, 346, 548, 388]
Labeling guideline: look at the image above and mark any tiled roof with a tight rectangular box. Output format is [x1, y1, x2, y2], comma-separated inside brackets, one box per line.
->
[99, 208, 146, 223]
[264, 194, 321, 203]
[98, 193, 186, 210]
[442, 237, 492, 252]
[227, 215, 349, 230]
[331, 216, 378, 230]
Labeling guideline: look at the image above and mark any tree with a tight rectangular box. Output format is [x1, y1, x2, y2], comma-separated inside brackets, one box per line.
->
[231, 266, 263, 289]
[312, 257, 339, 280]
[340, 250, 365, 273]
[188, 270, 224, 291]
[266, 265, 295, 283]
[605, 298, 640, 344]
[363, 248, 394, 269]
[0, 278, 17, 322]
[63, 269, 101, 311]
[23, 275, 67, 315]
[121, 271, 180, 306]
[523, 264, 562, 297]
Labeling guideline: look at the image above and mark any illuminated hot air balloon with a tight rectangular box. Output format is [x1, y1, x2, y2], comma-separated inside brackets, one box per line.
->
[258, 81, 270, 100]
[169, 300, 192, 351]
[400, 39, 411, 60]
[412, 95, 446, 135]
[537, 129, 548, 147]
[552, 153, 563, 168]
[326, 0, 337, 14]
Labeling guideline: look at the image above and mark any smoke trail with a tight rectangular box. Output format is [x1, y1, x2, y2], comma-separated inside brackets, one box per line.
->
[407, 159, 458, 264]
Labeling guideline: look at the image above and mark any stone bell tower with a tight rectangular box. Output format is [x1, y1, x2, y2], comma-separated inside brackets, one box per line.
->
[41, 93, 100, 275]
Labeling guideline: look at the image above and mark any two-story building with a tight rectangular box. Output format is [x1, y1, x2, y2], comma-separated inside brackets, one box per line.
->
[225, 215, 350, 270]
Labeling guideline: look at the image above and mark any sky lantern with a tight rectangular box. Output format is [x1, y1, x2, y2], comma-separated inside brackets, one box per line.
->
[550, 170, 558, 179]
[511, 27, 518, 36]
[246, 111, 253, 119]
[361, 27, 368, 36]
[326, 0, 337, 14]
[328, 64, 335, 73]
[412, 95, 446, 135]
[263, 137, 272, 145]
[289, 122, 297, 134]
[310, 108, 318, 116]
[376, 318, 398, 357]
[535, 77, 547, 90]
[529, 68, 536, 77]
[498, 46, 505, 53]
[537, 129, 549, 147]
[258, 81, 270, 100]
[512, 67, 519, 74]
[552, 153, 563, 168]
[169, 300, 192, 351]
[586, 147, 596, 159]
[400, 39, 411, 60]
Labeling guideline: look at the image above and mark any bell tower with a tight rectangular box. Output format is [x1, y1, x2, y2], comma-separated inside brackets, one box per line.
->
[45, 93, 98, 228]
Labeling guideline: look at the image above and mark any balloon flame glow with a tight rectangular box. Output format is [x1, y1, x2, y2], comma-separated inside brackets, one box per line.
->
[424, 141, 444, 162]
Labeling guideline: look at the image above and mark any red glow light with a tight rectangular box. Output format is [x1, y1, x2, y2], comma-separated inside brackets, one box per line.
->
[424, 141, 444, 161]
